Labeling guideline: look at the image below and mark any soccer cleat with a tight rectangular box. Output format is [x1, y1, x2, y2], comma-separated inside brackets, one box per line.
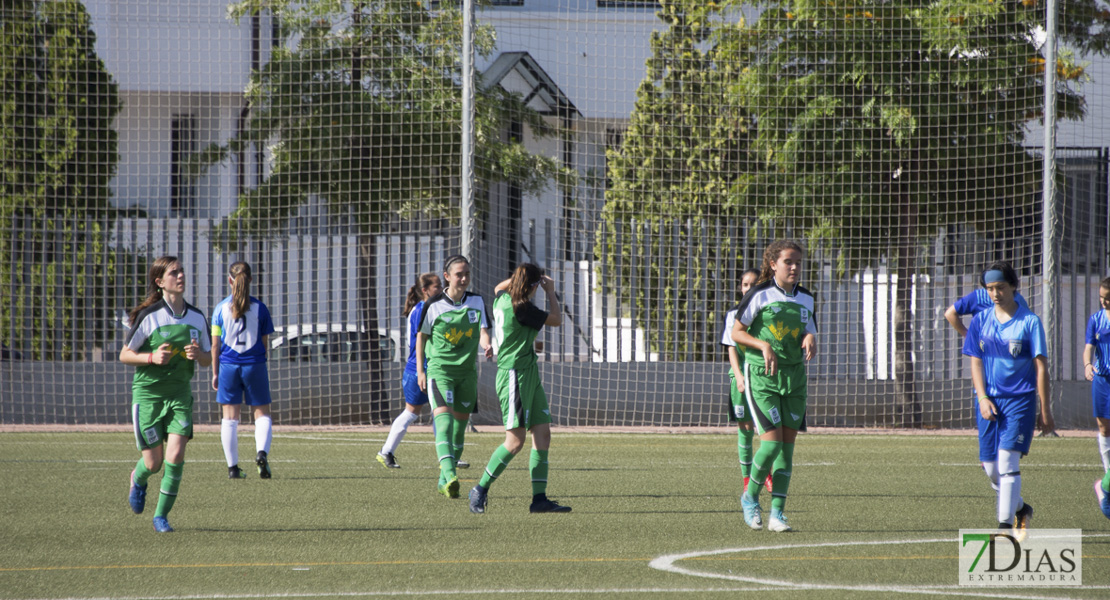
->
[128, 470, 147, 514]
[439, 476, 460, 499]
[228, 465, 246, 479]
[1014, 503, 1033, 542]
[456, 459, 470, 469]
[256, 451, 272, 479]
[741, 493, 763, 530]
[768, 510, 792, 532]
[376, 452, 400, 469]
[152, 516, 174, 533]
[1096, 480, 1110, 519]
[468, 486, 488, 514]
[529, 498, 572, 513]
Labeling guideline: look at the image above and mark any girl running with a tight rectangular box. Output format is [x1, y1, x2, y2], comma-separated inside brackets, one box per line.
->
[721, 268, 768, 493]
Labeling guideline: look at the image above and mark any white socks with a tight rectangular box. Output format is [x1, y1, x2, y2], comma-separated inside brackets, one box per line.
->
[221, 419, 239, 467]
[997, 449, 1023, 525]
[255, 415, 272, 455]
[382, 410, 420, 455]
[981, 461, 1000, 491]
[1098, 434, 1110, 472]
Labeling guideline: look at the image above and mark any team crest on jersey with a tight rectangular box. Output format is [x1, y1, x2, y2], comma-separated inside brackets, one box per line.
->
[800, 308, 809, 324]
[468, 309, 479, 324]
[1008, 339, 1022, 358]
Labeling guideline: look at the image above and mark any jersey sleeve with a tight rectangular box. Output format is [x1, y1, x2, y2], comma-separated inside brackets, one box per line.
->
[195, 312, 213, 352]
[1088, 312, 1100, 345]
[720, 309, 737, 347]
[124, 314, 154, 351]
[962, 312, 984, 358]
[258, 302, 275, 337]
[1029, 317, 1048, 360]
[211, 303, 225, 339]
[418, 301, 434, 335]
[952, 290, 980, 316]
[514, 301, 548, 331]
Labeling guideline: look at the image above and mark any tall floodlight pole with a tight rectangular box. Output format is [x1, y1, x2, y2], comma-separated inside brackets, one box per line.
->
[461, 0, 475, 259]
[1042, 0, 1058, 373]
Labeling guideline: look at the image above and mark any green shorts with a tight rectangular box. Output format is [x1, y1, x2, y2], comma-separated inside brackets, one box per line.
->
[427, 370, 478, 414]
[727, 373, 753, 423]
[131, 392, 194, 450]
[495, 366, 552, 430]
[744, 362, 807, 434]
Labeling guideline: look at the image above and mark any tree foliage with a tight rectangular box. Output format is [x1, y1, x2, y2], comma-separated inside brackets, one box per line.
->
[0, 0, 122, 360]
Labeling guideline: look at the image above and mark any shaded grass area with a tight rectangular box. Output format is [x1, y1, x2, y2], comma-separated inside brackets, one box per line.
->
[1, 431, 1108, 599]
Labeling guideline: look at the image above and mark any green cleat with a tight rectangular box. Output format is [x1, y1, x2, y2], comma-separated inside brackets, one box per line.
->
[439, 476, 460, 499]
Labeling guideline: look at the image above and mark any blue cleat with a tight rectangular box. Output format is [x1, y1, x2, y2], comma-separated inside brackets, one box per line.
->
[468, 486, 488, 513]
[152, 516, 174, 533]
[128, 470, 147, 514]
[1097, 480, 1110, 520]
[768, 509, 792, 532]
[741, 493, 762, 530]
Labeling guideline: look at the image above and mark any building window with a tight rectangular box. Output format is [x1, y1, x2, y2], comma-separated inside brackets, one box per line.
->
[170, 114, 198, 217]
[598, 1, 658, 7]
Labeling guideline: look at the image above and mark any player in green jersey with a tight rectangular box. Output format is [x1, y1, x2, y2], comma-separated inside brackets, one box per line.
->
[416, 255, 492, 498]
[468, 263, 570, 514]
[722, 268, 769, 494]
[731, 241, 817, 533]
[120, 256, 212, 533]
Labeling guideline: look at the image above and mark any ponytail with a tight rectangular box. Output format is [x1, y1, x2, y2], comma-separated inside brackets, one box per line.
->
[229, 261, 252, 321]
[507, 263, 544, 313]
[404, 272, 440, 316]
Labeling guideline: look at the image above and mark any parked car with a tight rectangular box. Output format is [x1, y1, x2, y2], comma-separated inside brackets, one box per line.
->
[269, 323, 399, 364]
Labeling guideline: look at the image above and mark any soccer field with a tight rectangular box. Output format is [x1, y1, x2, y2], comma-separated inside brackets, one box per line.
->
[1, 430, 1108, 600]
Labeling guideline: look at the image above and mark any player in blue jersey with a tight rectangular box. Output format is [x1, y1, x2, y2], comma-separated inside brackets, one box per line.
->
[211, 262, 276, 479]
[962, 262, 1054, 537]
[1084, 277, 1110, 518]
[377, 272, 442, 469]
[120, 256, 212, 532]
[721, 268, 768, 494]
[945, 278, 1030, 492]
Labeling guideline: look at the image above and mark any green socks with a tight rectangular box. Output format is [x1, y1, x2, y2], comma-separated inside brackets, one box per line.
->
[133, 458, 156, 486]
[479, 444, 516, 489]
[154, 461, 183, 517]
[530, 449, 549, 496]
[451, 416, 467, 466]
[433, 412, 456, 480]
[770, 442, 794, 512]
[746, 440, 782, 501]
[737, 428, 754, 479]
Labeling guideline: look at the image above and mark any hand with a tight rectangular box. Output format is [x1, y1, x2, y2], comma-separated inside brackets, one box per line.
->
[184, 340, 200, 361]
[761, 345, 778, 377]
[211, 373, 219, 391]
[978, 397, 998, 421]
[1038, 412, 1056, 436]
[735, 378, 746, 393]
[801, 334, 817, 361]
[417, 372, 427, 392]
[482, 344, 493, 360]
[540, 275, 555, 292]
[151, 343, 172, 365]
[1086, 364, 1096, 382]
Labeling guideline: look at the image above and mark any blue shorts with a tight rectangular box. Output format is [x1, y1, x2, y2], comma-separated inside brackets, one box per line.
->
[979, 392, 1037, 459]
[974, 393, 999, 462]
[402, 370, 429, 406]
[1093, 375, 1110, 419]
[216, 363, 272, 406]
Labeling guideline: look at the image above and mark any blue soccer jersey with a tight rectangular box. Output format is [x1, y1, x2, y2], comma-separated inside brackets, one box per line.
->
[962, 305, 1047, 398]
[211, 296, 275, 365]
[952, 288, 1028, 316]
[404, 301, 425, 376]
[1087, 309, 1110, 376]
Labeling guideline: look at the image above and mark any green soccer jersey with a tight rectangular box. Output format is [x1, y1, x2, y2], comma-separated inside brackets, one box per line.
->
[124, 299, 212, 401]
[737, 280, 817, 368]
[492, 291, 548, 371]
[419, 291, 489, 377]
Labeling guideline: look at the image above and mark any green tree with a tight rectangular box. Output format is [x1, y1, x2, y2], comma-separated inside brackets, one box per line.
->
[0, 0, 122, 360]
[728, 0, 1104, 425]
[198, 0, 568, 422]
[598, 0, 756, 361]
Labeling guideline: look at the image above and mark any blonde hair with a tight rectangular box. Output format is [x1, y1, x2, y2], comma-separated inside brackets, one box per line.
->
[228, 261, 252, 321]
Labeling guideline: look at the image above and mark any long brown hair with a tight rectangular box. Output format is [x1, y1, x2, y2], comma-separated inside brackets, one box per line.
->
[757, 240, 805, 285]
[507, 263, 544, 312]
[128, 255, 179, 326]
[404, 272, 440, 316]
[228, 261, 252, 320]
